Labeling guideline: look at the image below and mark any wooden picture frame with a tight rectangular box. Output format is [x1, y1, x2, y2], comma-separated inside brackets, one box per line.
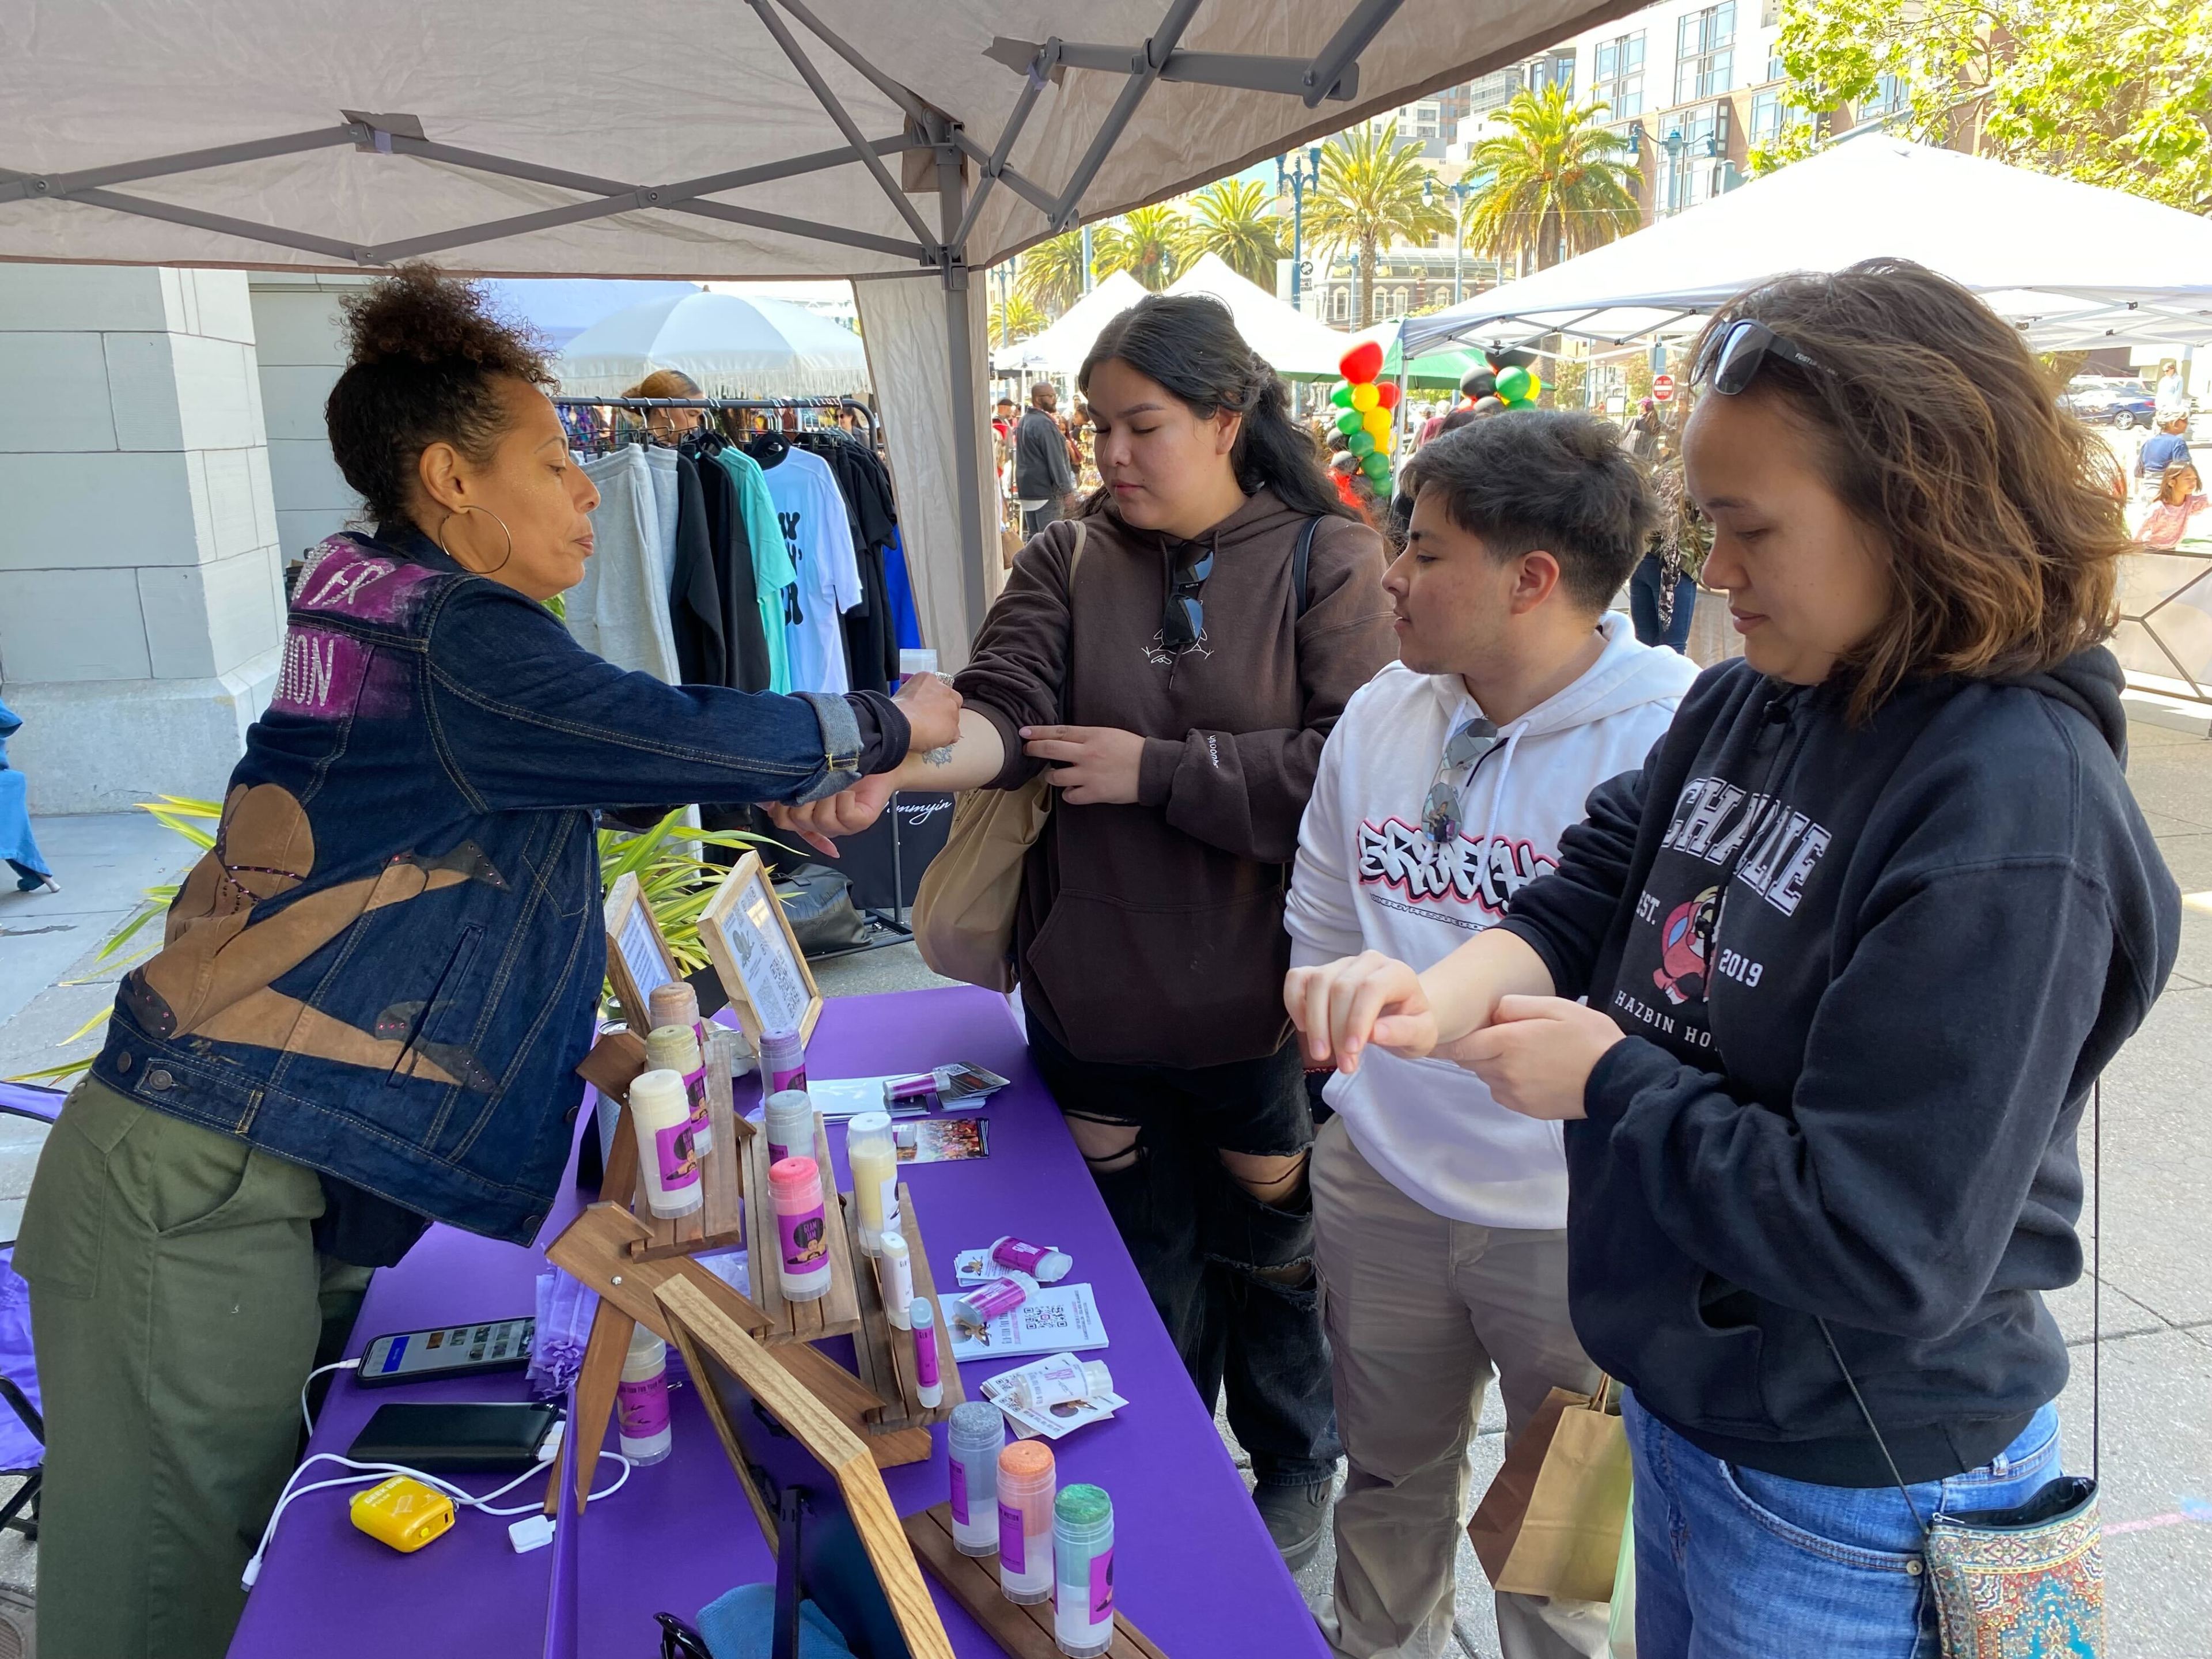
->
[696, 851, 822, 1046]
[602, 871, 680, 1029]
[655, 1276, 956, 1659]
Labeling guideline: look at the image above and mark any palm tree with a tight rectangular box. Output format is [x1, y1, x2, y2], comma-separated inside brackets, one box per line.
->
[1463, 86, 1642, 273]
[1181, 179, 1282, 286]
[989, 293, 1047, 349]
[1015, 230, 1089, 316]
[1092, 204, 1189, 291]
[1305, 122, 1453, 328]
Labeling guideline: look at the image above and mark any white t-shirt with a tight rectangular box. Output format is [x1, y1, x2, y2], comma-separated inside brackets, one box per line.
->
[759, 447, 863, 694]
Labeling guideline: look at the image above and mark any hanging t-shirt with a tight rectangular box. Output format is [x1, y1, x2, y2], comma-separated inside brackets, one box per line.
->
[757, 446, 862, 694]
[571, 447, 682, 683]
[714, 448, 798, 694]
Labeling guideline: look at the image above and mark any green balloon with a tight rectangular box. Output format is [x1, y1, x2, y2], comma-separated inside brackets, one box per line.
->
[1504, 393, 1535, 410]
[1363, 454, 1392, 484]
[1335, 410, 1363, 435]
[1347, 429, 1376, 457]
[1330, 381, 1355, 408]
[1495, 365, 1532, 402]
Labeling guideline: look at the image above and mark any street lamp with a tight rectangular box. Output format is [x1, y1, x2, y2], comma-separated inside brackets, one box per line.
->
[1423, 174, 1482, 306]
[1277, 144, 1323, 316]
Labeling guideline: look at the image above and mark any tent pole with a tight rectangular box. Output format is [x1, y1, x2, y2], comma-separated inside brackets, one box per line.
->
[1300, 0, 1408, 107]
[0, 126, 356, 204]
[744, 0, 941, 254]
[1047, 0, 1205, 231]
[948, 131, 1058, 221]
[770, 0, 934, 129]
[934, 125, 990, 644]
[951, 48, 1052, 252]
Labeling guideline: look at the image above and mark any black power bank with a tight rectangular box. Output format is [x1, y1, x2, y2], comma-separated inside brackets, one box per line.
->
[346, 1402, 559, 1472]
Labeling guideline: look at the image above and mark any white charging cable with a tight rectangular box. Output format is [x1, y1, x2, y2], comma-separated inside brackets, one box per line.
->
[242, 1440, 632, 1588]
[301, 1358, 363, 1437]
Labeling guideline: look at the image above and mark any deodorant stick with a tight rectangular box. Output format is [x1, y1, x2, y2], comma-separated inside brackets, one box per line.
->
[911, 1298, 943, 1410]
[760, 1027, 807, 1095]
[997, 1440, 1056, 1604]
[763, 1089, 814, 1167]
[947, 1402, 1005, 1557]
[1052, 1484, 1115, 1657]
[991, 1236, 1073, 1283]
[644, 1022, 712, 1158]
[880, 1232, 916, 1330]
[615, 1325, 672, 1467]
[770, 1156, 832, 1301]
[628, 1069, 702, 1218]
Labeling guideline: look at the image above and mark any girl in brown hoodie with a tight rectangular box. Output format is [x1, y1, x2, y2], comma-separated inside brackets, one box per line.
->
[778, 294, 1396, 1565]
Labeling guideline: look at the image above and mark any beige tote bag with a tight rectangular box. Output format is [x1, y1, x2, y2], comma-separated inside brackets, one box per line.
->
[911, 521, 1085, 991]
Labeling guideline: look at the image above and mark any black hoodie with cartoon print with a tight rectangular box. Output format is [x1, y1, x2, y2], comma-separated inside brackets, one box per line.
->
[1499, 647, 2178, 1484]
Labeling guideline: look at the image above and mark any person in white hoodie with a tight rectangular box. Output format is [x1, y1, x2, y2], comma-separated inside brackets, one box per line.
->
[1287, 411, 1697, 1659]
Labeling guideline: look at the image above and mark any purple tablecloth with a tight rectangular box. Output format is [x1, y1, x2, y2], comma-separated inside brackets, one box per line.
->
[228, 986, 1325, 1659]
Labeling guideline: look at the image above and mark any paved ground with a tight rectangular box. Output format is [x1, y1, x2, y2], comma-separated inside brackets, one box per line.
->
[3, 717, 2209, 1654]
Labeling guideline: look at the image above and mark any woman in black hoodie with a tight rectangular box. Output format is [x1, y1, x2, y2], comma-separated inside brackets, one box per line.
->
[1288, 259, 2179, 1656]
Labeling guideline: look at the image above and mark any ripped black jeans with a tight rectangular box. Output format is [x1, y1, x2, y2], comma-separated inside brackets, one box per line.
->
[1027, 1018, 1341, 1488]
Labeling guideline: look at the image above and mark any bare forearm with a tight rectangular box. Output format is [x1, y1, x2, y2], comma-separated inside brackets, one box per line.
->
[1421, 929, 1556, 1043]
[887, 707, 1006, 793]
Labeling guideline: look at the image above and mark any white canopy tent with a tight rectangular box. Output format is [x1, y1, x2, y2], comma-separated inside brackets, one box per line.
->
[0, 0, 1635, 664]
[555, 288, 872, 398]
[991, 270, 1150, 374]
[1401, 137, 2212, 361]
[1164, 252, 1353, 377]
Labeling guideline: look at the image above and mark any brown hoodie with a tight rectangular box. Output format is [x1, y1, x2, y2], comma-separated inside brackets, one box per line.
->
[955, 488, 1395, 1069]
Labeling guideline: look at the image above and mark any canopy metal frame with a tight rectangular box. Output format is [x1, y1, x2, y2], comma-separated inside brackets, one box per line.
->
[0, 0, 1407, 631]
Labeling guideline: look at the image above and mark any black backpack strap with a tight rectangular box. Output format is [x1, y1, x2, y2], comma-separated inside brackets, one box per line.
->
[1293, 516, 1321, 620]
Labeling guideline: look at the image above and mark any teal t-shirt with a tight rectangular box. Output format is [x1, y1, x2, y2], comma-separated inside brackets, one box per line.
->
[713, 449, 798, 694]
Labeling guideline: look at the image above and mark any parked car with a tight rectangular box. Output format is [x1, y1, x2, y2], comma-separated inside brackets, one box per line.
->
[2060, 377, 2161, 430]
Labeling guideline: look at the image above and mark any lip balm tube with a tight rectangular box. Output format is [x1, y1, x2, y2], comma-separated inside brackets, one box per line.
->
[1008, 1357, 1115, 1416]
[991, 1236, 1073, 1284]
[884, 1072, 940, 1108]
[760, 1027, 807, 1095]
[845, 1112, 900, 1257]
[948, 1402, 1006, 1558]
[770, 1156, 832, 1301]
[910, 1298, 943, 1408]
[628, 1069, 702, 1218]
[1052, 1484, 1115, 1657]
[647, 979, 698, 1035]
[645, 1022, 713, 1158]
[955, 1271, 1039, 1331]
[763, 1090, 814, 1167]
[615, 1325, 673, 1466]
[997, 1441, 1056, 1604]
[880, 1232, 916, 1330]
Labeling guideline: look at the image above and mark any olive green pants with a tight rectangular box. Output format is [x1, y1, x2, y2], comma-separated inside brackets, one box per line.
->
[13, 1079, 370, 1659]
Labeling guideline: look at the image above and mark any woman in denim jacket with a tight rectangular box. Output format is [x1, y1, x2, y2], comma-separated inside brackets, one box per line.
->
[14, 267, 959, 1659]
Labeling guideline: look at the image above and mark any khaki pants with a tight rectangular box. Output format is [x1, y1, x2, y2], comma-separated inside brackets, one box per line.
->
[13, 1079, 369, 1659]
[1311, 1115, 1608, 1659]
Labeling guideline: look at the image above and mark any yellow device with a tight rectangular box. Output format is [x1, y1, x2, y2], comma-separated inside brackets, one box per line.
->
[349, 1476, 456, 1555]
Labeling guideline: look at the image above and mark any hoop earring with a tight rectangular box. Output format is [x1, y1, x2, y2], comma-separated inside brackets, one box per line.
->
[436, 503, 515, 576]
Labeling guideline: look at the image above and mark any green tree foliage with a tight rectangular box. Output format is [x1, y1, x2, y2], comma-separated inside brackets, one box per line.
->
[1463, 86, 1643, 272]
[1181, 179, 1284, 285]
[1015, 229, 1089, 316]
[1755, 0, 2212, 212]
[1307, 122, 1455, 327]
[1092, 204, 1190, 291]
[989, 293, 1046, 349]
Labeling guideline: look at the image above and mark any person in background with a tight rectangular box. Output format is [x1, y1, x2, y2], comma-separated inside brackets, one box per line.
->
[627, 365, 707, 441]
[775, 293, 1399, 1570]
[1627, 397, 1663, 464]
[1628, 437, 1705, 654]
[2134, 459, 2210, 550]
[1015, 380, 1080, 537]
[993, 394, 1017, 442]
[1291, 259, 2176, 1658]
[2135, 410, 2192, 498]
[1289, 412, 1695, 1659]
[2155, 358, 2185, 412]
[0, 694, 59, 894]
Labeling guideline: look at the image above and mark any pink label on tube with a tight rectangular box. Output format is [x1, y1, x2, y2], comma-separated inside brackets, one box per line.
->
[1089, 1547, 1115, 1622]
[914, 1323, 940, 1388]
[616, 1374, 670, 1438]
[778, 1201, 828, 1272]
[998, 1502, 1025, 1571]
[950, 1459, 969, 1525]
[653, 1122, 700, 1187]
[963, 1277, 1029, 1320]
[994, 1237, 1048, 1274]
[767, 1138, 794, 1165]
[681, 1066, 708, 1127]
[771, 1061, 807, 1094]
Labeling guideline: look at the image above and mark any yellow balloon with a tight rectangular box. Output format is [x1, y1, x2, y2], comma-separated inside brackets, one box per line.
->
[1376, 428, 1396, 455]
[1526, 373, 1544, 399]
[1363, 407, 1392, 439]
[1350, 382, 1380, 412]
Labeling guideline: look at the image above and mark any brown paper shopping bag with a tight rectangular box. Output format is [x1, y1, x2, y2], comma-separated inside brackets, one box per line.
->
[1467, 1377, 1632, 1604]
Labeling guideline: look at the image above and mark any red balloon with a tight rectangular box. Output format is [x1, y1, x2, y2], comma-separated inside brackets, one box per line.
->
[1375, 381, 1402, 411]
[1339, 340, 1385, 384]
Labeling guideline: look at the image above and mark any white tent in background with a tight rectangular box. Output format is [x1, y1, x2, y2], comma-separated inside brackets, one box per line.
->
[1164, 252, 1353, 378]
[991, 271, 1150, 374]
[1401, 137, 2212, 358]
[556, 288, 872, 398]
[0, 0, 1638, 665]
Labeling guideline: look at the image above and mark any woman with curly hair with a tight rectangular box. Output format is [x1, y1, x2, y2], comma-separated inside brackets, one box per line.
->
[13, 264, 959, 1659]
[1292, 259, 2179, 1656]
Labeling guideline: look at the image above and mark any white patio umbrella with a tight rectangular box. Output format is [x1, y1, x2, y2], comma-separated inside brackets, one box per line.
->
[991, 271, 1151, 374]
[1402, 137, 2212, 358]
[1164, 252, 1352, 378]
[554, 288, 871, 398]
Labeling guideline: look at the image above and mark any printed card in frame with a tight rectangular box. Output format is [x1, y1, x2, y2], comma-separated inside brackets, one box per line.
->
[603, 870, 680, 1030]
[698, 852, 823, 1047]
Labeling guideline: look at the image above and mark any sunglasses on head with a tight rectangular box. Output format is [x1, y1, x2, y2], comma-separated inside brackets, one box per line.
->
[1161, 541, 1215, 652]
[1693, 319, 1831, 396]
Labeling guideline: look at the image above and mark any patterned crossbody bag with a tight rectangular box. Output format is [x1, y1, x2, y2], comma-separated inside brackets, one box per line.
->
[1819, 1081, 2106, 1657]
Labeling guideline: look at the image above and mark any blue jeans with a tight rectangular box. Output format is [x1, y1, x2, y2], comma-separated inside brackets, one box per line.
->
[1629, 554, 1696, 653]
[1623, 1388, 2063, 1658]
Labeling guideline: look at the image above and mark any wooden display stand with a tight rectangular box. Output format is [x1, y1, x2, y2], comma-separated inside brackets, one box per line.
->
[849, 1180, 964, 1433]
[737, 1108, 864, 1343]
[903, 1504, 1170, 1659]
